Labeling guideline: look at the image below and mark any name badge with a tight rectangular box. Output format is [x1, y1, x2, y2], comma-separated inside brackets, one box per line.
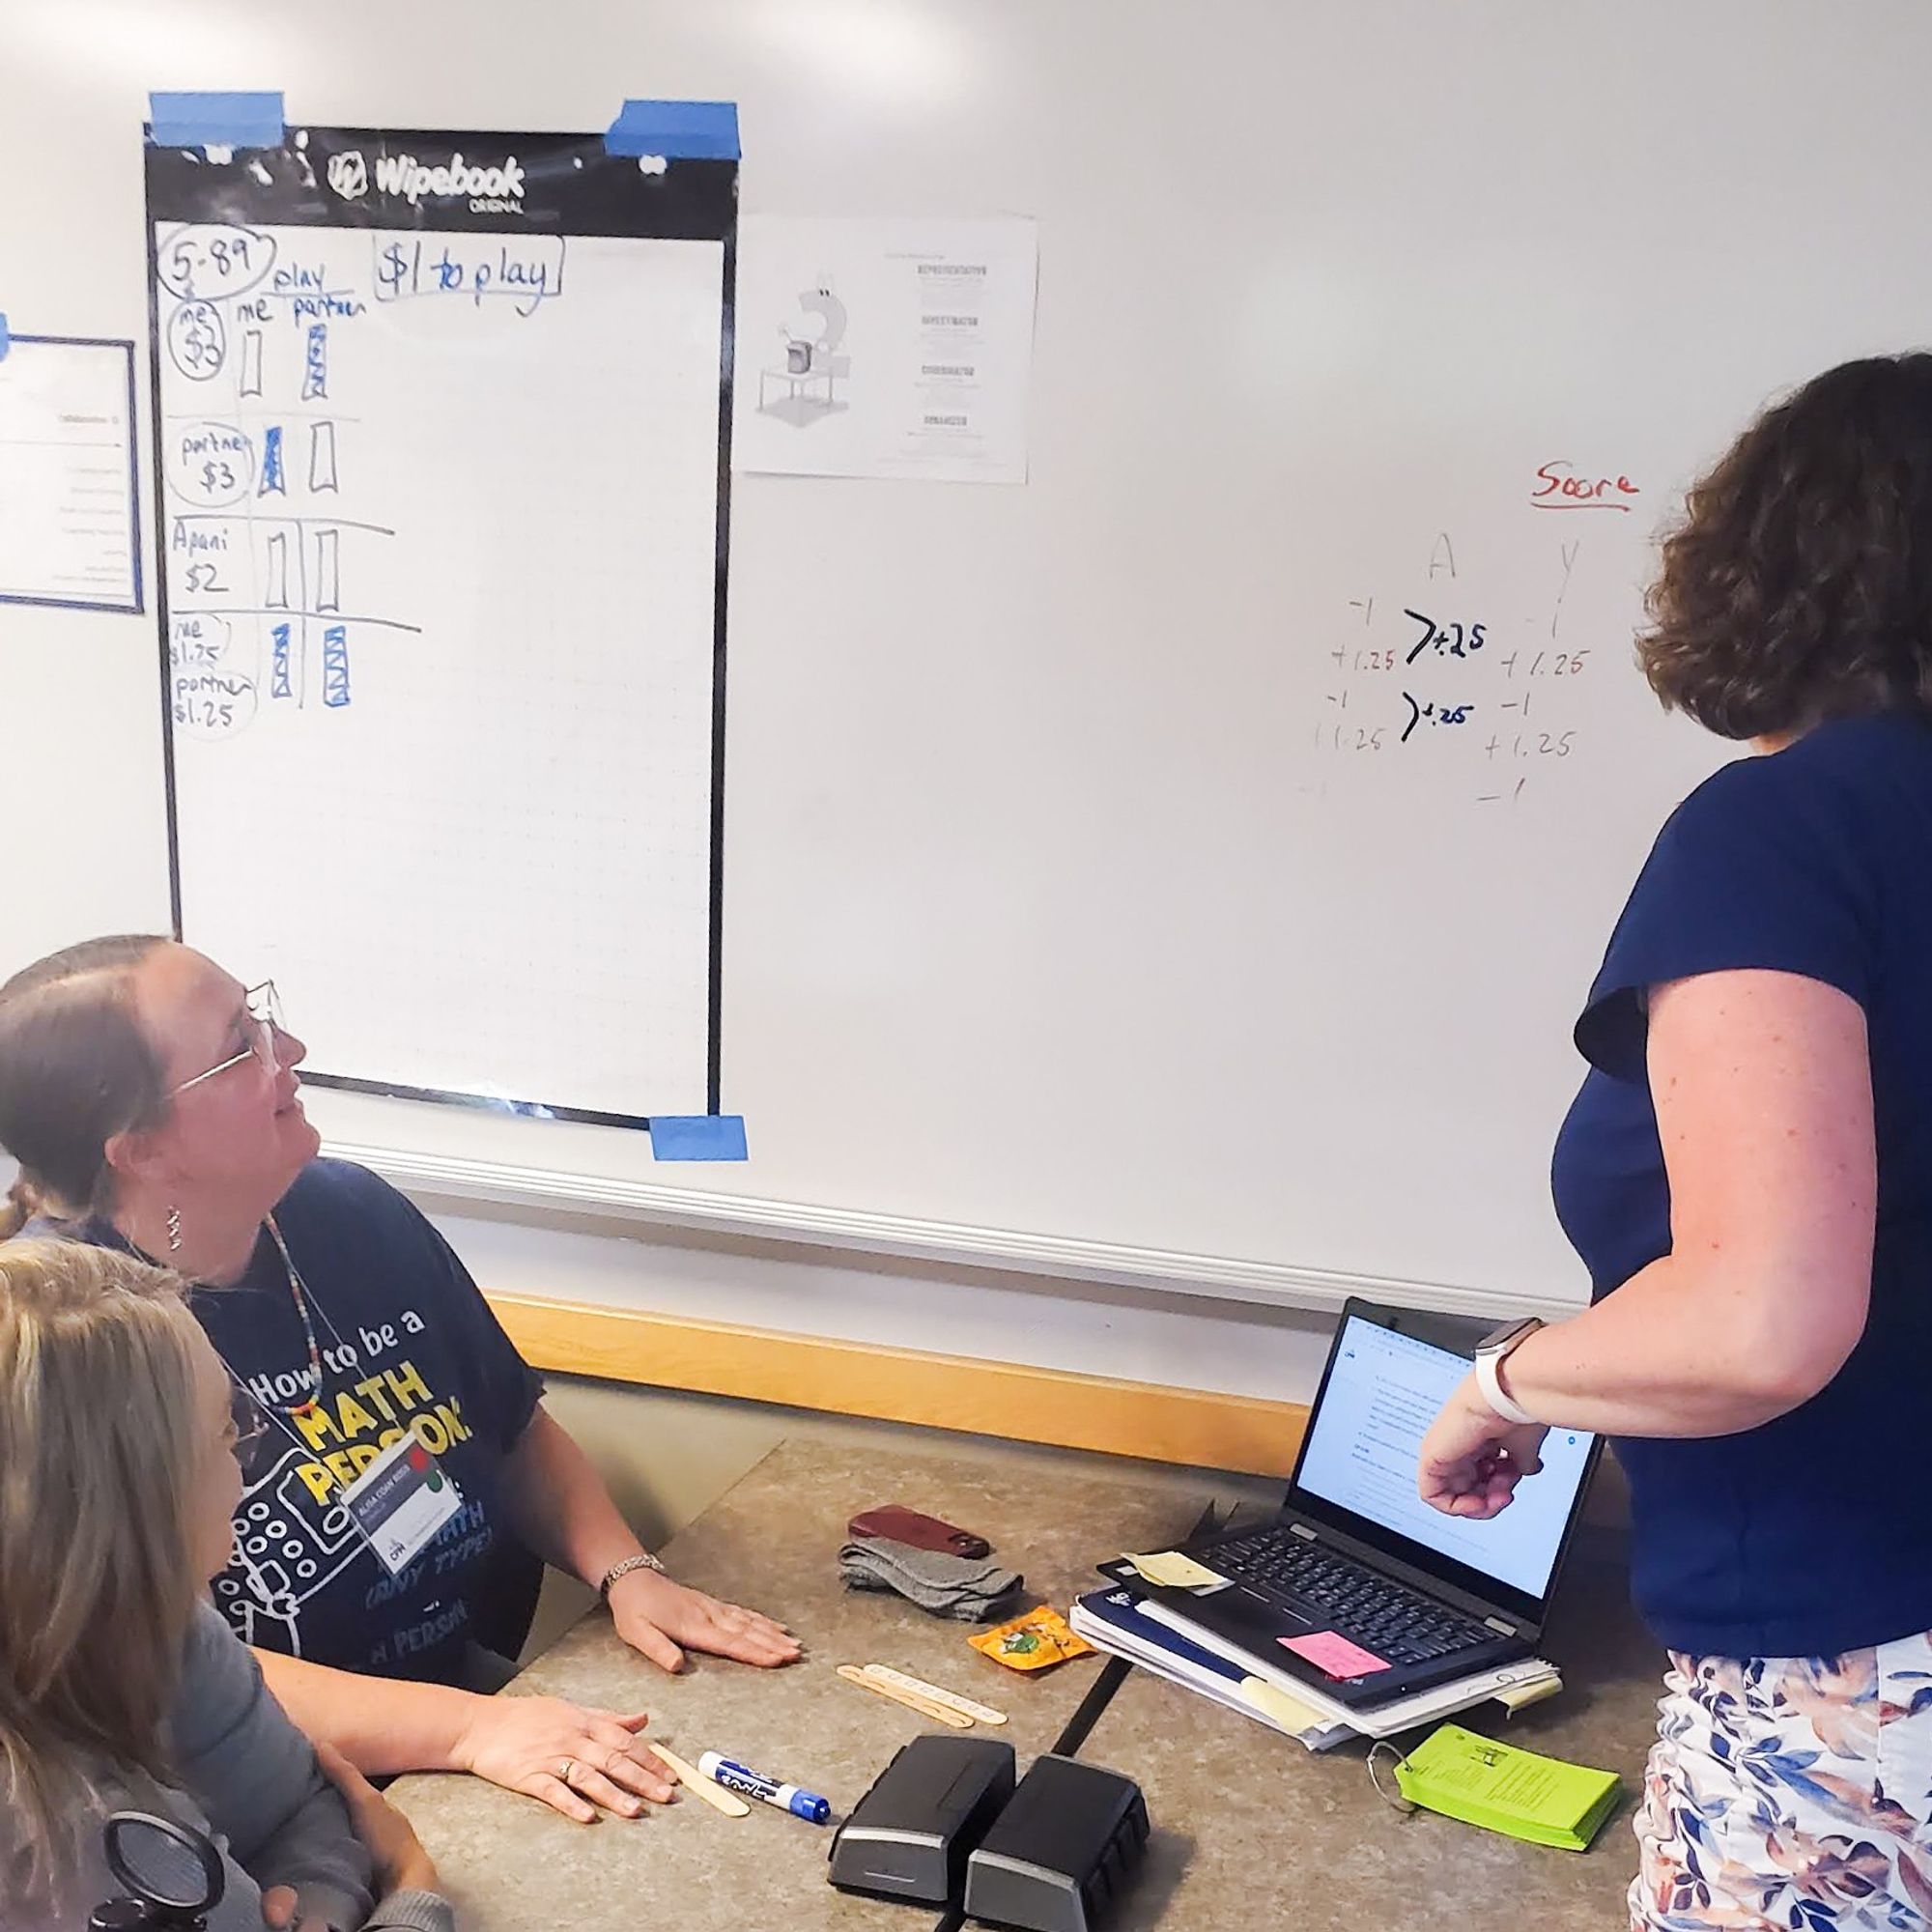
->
[340, 1434, 465, 1575]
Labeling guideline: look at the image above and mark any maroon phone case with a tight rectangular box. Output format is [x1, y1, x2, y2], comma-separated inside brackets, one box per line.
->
[848, 1504, 992, 1560]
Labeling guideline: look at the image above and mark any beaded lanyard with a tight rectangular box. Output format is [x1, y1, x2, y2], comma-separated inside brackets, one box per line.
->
[260, 1211, 335, 1418]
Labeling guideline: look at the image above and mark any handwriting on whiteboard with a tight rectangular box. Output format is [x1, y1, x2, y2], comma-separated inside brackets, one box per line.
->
[373, 236, 567, 315]
[155, 219, 573, 735]
[1319, 527, 1599, 805]
[1530, 462, 1640, 512]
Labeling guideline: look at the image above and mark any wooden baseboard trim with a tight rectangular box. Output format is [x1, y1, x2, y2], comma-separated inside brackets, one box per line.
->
[486, 1293, 1307, 1478]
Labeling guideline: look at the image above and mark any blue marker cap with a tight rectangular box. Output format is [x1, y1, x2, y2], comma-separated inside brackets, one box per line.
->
[787, 1786, 833, 1826]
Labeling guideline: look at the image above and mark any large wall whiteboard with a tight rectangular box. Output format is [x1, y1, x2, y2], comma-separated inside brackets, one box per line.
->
[149, 127, 731, 1122]
[9, 3, 1932, 1319]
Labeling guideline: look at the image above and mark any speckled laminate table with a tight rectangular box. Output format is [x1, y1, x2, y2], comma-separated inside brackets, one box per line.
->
[388, 1443, 1662, 1931]
[1078, 1515, 1663, 1930]
[387, 1437, 1209, 1930]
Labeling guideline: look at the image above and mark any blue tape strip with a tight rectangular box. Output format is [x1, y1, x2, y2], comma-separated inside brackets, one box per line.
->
[650, 1114, 749, 1161]
[606, 99, 739, 160]
[148, 90, 286, 150]
[0, 314, 9, 363]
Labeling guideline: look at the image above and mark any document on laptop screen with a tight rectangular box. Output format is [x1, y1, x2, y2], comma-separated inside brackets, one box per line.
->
[1294, 1316, 1594, 1598]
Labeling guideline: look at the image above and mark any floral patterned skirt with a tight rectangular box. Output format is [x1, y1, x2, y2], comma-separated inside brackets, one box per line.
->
[1634, 1636, 1932, 1931]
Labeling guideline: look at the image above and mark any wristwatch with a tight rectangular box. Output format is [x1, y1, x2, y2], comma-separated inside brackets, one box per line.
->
[1473, 1316, 1544, 1426]
[599, 1551, 667, 1598]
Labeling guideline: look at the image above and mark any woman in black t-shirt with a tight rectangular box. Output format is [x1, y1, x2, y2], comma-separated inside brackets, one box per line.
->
[0, 934, 799, 1824]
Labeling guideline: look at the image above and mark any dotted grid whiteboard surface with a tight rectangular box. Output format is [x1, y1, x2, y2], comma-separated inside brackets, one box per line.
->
[149, 131, 729, 1121]
[8, 2, 1932, 1318]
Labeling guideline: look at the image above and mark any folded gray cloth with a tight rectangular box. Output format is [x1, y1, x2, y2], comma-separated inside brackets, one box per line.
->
[838, 1536, 1024, 1622]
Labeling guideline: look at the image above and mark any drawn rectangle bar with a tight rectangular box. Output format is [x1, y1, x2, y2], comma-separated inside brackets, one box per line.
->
[314, 528, 340, 612]
[320, 623, 349, 708]
[308, 421, 337, 492]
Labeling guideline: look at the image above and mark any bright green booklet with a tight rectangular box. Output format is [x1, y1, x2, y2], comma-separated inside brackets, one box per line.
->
[1392, 1724, 1623, 1851]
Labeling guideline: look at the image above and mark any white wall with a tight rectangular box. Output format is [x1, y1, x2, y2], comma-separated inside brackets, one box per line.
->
[22, 2, 1932, 1399]
[429, 1203, 1342, 1403]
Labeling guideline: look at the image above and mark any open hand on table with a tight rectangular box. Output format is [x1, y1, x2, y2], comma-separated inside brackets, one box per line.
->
[449, 1690, 678, 1823]
[606, 1567, 802, 1674]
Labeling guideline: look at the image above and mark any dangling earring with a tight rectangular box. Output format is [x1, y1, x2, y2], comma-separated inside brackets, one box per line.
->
[166, 1206, 183, 1254]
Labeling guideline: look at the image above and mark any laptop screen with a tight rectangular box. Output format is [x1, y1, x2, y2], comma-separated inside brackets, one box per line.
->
[1293, 1312, 1596, 1602]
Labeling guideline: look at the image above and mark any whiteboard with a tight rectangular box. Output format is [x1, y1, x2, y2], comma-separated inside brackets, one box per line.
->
[8, 1, 1931, 1316]
[150, 130, 729, 1120]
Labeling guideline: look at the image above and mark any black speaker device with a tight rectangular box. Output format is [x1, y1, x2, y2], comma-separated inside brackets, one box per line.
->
[827, 1734, 1017, 1903]
[964, 1753, 1150, 1932]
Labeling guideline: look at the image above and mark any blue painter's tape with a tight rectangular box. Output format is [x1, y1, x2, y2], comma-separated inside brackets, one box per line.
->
[650, 1114, 749, 1161]
[148, 90, 285, 150]
[606, 99, 739, 160]
[0, 315, 9, 362]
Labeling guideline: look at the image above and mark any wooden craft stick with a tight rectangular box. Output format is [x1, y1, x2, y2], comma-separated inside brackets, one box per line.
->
[862, 1663, 1008, 1726]
[837, 1662, 973, 1727]
[643, 1741, 753, 1815]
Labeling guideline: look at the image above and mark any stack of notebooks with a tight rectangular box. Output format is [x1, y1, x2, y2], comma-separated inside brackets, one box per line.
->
[1068, 1580, 1564, 1752]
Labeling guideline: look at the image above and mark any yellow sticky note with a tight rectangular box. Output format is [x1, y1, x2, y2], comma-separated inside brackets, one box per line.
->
[1239, 1675, 1331, 1735]
[1494, 1673, 1563, 1715]
[1124, 1550, 1226, 1590]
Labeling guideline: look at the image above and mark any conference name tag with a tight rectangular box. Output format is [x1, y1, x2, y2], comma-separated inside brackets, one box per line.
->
[340, 1434, 465, 1575]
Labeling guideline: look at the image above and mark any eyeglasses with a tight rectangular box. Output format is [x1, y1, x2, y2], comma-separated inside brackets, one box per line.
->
[227, 1380, 271, 1464]
[170, 981, 285, 1098]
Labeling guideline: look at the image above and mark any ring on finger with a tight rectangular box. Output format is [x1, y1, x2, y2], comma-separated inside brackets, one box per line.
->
[559, 1758, 577, 1786]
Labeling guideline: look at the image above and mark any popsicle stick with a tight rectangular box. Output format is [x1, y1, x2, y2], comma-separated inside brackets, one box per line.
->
[837, 1663, 974, 1727]
[643, 1742, 752, 1815]
[862, 1663, 1008, 1727]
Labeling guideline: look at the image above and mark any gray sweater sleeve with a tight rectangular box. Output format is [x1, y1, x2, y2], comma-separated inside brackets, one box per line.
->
[169, 1604, 376, 1930]
[364, 1888, 457, 1932]
[0, 1608, 451, 1932]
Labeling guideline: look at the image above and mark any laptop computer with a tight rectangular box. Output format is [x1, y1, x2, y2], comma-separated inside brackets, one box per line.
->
[1099, 1296, 1601, 1713]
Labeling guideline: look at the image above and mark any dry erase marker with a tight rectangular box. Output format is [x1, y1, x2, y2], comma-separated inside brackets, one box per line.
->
[696, 1751, 832, 1825]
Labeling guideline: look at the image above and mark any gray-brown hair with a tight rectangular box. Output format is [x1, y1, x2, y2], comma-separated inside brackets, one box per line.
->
[0, 936, 170, 1219]
[0, 1237, 203, 1904]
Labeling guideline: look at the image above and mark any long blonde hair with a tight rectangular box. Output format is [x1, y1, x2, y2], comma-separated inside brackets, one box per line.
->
[0, 1238, 206, 1903]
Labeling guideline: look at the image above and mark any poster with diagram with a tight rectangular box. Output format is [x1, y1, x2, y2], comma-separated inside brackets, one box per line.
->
[734, 214, 1037, 484]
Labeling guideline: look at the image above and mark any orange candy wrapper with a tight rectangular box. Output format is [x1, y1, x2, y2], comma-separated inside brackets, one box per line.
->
[968, 1605, 1095, 1673]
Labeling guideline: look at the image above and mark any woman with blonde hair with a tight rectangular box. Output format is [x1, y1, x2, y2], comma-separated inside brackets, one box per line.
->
[0, 1236, 451, 1931]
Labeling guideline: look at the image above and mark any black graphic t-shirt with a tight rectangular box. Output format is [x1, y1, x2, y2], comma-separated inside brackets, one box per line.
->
[62, 1158, 543, 1682]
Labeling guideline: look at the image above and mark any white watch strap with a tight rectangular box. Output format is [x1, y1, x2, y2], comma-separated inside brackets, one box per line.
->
[1475, 1346, 1540, 1427]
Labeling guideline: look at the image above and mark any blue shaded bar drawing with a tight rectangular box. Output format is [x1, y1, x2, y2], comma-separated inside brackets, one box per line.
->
[321, 623, 350, 708]
[301, 323, 328, 400]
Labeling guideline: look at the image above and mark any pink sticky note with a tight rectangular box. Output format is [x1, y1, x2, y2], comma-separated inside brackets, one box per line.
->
[1280, 1631, 1392, 1678]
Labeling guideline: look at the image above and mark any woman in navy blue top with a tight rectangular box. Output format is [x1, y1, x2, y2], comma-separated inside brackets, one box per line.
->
[0, 936, 799, 1830]
[1418, 355, 1932, 1932]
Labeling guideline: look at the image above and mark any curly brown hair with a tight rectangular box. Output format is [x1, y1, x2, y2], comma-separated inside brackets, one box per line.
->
[1639, 353, 1932, 739]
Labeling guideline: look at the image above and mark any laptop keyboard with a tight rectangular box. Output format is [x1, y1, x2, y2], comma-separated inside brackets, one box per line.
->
[1208, 1527, 1496, 1665]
